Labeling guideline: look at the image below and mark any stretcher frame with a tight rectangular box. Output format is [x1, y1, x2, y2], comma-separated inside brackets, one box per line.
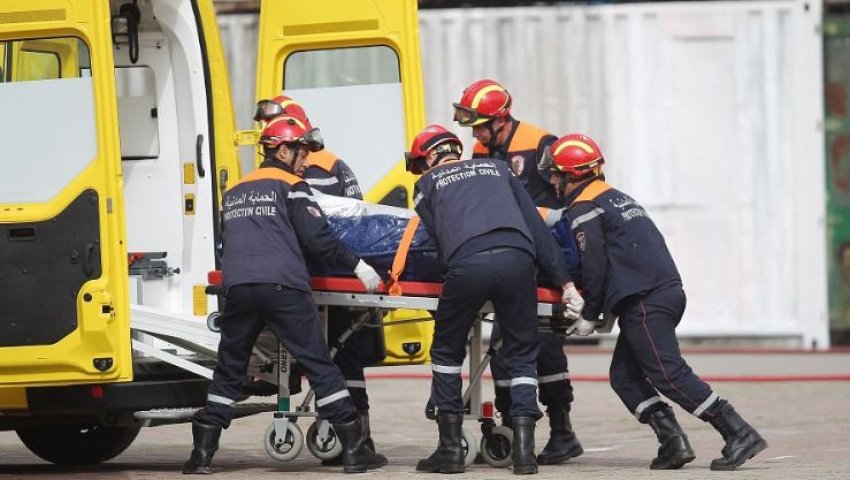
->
[129, 276, 567, 465]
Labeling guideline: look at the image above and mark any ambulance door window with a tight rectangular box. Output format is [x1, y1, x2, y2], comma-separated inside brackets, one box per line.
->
[0, 37, 95, 204]
[282, 46, 406, 199]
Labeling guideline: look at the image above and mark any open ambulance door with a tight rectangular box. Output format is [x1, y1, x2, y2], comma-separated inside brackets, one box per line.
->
[255, 0, 432, 365]
[0, 1, 132, 386]
[254, 0, 426, 208]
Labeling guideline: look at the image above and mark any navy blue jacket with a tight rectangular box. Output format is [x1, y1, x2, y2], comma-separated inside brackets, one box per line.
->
[221, 161, 359, 291]
[472, 120, 559, 208]
[414, 157, 570, 286]
[303, 150, 363, 200]
[565, 179, 681, 321]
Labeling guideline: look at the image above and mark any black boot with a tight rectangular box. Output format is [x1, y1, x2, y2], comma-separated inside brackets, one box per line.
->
[511, 416, 537, 475]
[536, 405, 583, 465]
[706, 401, 768, 471]
[322, 412, 387, 467]
[182, 421, 222, 474]
[646, 406, 695, 470]
[416, 413, 465, 474]
[333, 416, 387, 473]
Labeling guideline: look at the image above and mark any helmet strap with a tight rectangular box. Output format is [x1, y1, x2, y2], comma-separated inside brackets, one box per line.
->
[486, 117, 509, 152]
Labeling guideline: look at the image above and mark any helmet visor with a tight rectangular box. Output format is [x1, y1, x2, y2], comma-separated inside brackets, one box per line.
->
[254, 99, 283, 122]
[453, 103, 491, 127]
[303, 128, 325, 152]
[405, 151, 423, 174]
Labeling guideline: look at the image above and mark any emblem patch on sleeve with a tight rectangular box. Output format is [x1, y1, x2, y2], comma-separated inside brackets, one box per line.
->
[575, 231, 586, 252]
[306, 206, 322, 218]
[511, 155, 525, 176]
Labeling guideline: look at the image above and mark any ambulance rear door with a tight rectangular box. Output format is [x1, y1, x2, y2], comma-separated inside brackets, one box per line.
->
[254, 0, 426, 207]
[0, 0, 132, 386]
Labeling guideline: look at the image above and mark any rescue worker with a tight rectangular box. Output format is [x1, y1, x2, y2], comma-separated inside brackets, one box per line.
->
[183, 115, 387, 475]
[254, 95, 362, 198]
[253, 96, 384, 466]
[406, 124, 583, 475]
[540, 133, 769, 471]
[454, 79, 583, 465]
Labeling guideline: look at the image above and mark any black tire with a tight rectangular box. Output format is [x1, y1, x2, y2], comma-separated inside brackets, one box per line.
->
[16, 423, 141, 465]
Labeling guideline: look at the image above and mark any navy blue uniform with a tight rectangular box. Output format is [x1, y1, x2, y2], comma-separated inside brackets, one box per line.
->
[473, 121, 575, 419]
[194, 161, 359, 428]
[304, 150, 363, 200]
[302, 149, 375, 411]
[414, 158, 570, 419]
[565, 179, 720, 421]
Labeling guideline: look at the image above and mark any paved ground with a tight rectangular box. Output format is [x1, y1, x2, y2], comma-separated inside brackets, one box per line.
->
[2, 349, 850, 479]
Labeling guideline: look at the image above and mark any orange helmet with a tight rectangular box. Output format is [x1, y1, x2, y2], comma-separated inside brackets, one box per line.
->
[259, 115, 323, 152]
[405, 124, 463, 174]
[254, 94, 310, 125]
[540, 133, 605, 179]
[453, 79, 512, 127]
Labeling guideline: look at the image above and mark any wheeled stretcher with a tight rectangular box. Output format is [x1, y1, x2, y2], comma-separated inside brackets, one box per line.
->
[253, 275, 569, 466]
[130, 271, 568, 465]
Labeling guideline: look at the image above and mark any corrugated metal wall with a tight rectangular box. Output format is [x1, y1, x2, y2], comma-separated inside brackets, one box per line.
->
[218, 0, 827, 346]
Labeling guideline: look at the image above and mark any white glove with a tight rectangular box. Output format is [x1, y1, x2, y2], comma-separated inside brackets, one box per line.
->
[565, 317, 596, 336]
[354, 260, 381, 293]
[561, 283, 585, 321]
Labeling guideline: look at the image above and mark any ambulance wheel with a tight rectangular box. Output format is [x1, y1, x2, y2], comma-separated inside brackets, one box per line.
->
[461, 427, 478, 467]
[306, 420, 342, 461]
[263, 421, 303, 462]
[206, 311, 222, 332]
[16, 423, 140, 465]
[479, 425, 513, 468]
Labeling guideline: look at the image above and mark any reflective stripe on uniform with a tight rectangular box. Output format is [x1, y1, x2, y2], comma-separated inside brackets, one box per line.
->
[305, 177, 339, 186]
[345, 380, 367, 389]
[692, 392, 719, 417]
[571, 207, 605, 230]
[316, 389, 351, 407]
[208, 394, 236, 406]
[538, 372, 570, 384]
[633, 395, 662, 420]
[511, 377, 538, 387]
[413, 192, 423, 207]
[494, 379, 511, 388]
[289, 190, 316, 201]
[432, 364, 463, 375]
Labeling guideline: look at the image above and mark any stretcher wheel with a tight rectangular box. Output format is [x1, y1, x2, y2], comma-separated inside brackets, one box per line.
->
[479, 425, 513, 468]
[461, 427, 478, 467]
[306, 420, 342, 461]
[263, 421, 303, 462]
[206, 311, 222, 332]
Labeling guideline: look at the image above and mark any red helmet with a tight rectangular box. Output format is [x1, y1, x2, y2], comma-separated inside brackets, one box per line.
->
[405, 124, 463, 174]
[540, 133, 605, 179]
[259, 115, 323, 152]
[453, 79, 512, 127]
[254, 94, 310, 125]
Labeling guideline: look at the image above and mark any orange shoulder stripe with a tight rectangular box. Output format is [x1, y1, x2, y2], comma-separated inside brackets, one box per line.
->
[573, 180, 612, 204]
[508, 122, 552, 152]
[233, 167, 303, 189]
[306, 149, 338, 173]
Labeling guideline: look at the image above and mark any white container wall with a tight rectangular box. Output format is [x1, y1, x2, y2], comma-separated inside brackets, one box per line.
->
[218, 0, 827, 347]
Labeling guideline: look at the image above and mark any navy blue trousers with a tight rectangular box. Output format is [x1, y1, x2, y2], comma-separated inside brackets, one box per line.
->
[193, 284, 356, 427]
[429, 248, 542, 419]
[609, 282, 719, 422]
[327, 307, 377, 412]
[491, 328, 573, 415]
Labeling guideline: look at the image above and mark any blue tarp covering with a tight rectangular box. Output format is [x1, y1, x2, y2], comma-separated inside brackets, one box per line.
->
[308, 194, 579, 283]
